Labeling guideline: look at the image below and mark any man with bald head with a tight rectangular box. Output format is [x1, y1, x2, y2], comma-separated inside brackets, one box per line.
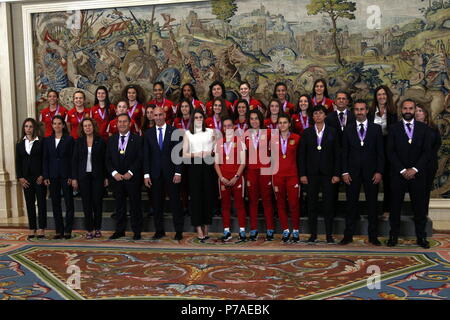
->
[143, 106, 184, 241]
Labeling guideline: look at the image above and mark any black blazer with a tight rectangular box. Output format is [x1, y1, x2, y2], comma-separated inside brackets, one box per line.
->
[298, 125, 340, 177]
[325, 109, 356, 134]
[43, 135, 74, 179]
[387, 120, 431, 175]
[341, 121, 384, 179]
[72, 136, 107, 180]
[143, 125, 182, 180]
[428, 126, 442, 170]
[15, 138, 44, 179]
[106, 132, 142, 180]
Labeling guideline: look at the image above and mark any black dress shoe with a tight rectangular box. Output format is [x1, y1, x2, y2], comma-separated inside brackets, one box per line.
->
[152, 232, 166, 240]
[133, 233, 141, 241]
[53, 234, 63, 240]
[386, 236, 398, 247]
[27, 234, 36, 240]
[326, 235, 335, 244]
[36, 235, 45, 239]
[339, 237, 353, 245]
[109, 232, 125, 240]
[64, 234, 72, 240]
[417, 238, 430, 249]
[174, 232, 183, 241]
[369, 237, 381, 246]
[307, 235, 317, 243]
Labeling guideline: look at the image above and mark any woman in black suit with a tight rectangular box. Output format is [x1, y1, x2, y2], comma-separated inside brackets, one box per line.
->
[43, 115, 75, 239]
[72, 118, 108, 239]
[368, 85, 398, 220]
[415, 105, 442, 215]
[16, 118, 47, 239]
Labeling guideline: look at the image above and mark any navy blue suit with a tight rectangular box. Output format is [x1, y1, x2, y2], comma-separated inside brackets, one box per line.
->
[43, 134, 75, 235]
[143, 125, 184, 233]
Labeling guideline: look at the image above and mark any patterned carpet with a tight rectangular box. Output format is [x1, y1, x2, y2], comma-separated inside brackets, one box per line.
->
[0, 229, 449, 300]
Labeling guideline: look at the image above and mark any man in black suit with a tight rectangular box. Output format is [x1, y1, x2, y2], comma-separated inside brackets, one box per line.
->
[340, 100, 384, 246]
[325, 90, 355, 216]
[144, 106, 184, 241]
[387, 99, 431, 249]
[106, 113, 143, 240]
[299, 105, 341, 243]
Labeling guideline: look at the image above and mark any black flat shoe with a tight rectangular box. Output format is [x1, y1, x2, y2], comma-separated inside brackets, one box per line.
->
[53, 234, 63, 240]
[417, 238, 430, 249]
[339, 237, 353, 245]
[369, 237, 381, 246]
[36, 235, 45, 239]
[326, 236, 335, 244]
[307, 235, 317, 243]
[174, 232, 183, 241]
[133, 233, 141, 241]
[64, 234, 72, 240]
[109, 232, 125, 240]
[27, 235, 36, 240]
[152, 232, 166, 240]
[386, 236, 398, 247]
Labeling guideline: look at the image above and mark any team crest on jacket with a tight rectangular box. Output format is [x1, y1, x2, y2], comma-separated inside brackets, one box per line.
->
[289, 139, 295, 145]
[164, 106, 168, 111]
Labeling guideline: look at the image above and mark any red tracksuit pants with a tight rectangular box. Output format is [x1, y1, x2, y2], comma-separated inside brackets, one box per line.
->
[219, 177, 246, 229]
[246, 168, 274, 230]
[273, 175, 300, 230]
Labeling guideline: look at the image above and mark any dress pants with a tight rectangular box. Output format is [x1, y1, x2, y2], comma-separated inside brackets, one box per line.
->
[389, 172, 428, 238]
[23, 177, 47, 230]
[188, 162, 214, 226]
[151, 174, 184, 233]
[79, 173, 104, 232]
[344, 174, 379, 238]
[306, 175, 334, 236]
[246, 168, 274, 231]
[425, 164, 438, 216]
[49, 178, 74, 235]
[273, 175, 300, 230]
[112, 179, 143, 234]
[382, 135, 391, 213]
[219, 176, 246, 229]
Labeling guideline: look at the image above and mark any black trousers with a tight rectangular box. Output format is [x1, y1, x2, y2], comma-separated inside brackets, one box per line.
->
[111, 179, 142, 234]
[344, 174, 379, 238]
[425, 164, 438, 216]
[389, 172, 428, 238]
[23, 176, 47, 230]
[151, 174, 184, 233]
[306, 175, 335, 236]
[79, 173, 104, 232]
[188, 163, 214, 227]
[49, 178, 74, 235]
[382, 136, 391, 213]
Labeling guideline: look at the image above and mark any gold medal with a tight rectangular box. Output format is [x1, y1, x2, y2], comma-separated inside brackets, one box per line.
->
[361, 141, 364, 146]
[226, 156, 230, 160]
[317, 146, 322, 150]
[290, 139, 295, 145]
[408, 139, 412, 144]
[120, 150, 125, 154]
[282, 154, 286, 159]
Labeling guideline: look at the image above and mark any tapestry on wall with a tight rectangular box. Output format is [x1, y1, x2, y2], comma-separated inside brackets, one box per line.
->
[31, 0, 450, 197]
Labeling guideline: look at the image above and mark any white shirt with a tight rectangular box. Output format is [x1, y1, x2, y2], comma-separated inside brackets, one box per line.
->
[356, 119, 368, 131]
[185, 127, 214, 153]
[400, 119, 418, 174]
[374, 107, 387, 135]
[155, 123, 167, 143]
[86, 147, 92, 173]
[24, 136, 39, 155]
[55, 138, 61, 149]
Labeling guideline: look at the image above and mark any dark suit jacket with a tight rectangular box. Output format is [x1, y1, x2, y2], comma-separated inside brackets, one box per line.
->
[387, 120, 431, 175]
[325, 109, 356, 134]
[298, 125, 340, 177]
[72, 136, 107, 180]
[106, 132, 142, 181]
[43, 135, 74, 179]
[341, 121, 384, 179]
[16, 138, 44, 179]
[143, 125, 182, 180]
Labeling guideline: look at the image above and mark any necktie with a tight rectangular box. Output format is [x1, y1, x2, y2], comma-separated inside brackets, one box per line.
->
[406, 123, 411, 132]
[359, 123, 365, 136]
[121, 135, 125, 144]
[158, 127, 163, 150]
[339, 112, 344, 122]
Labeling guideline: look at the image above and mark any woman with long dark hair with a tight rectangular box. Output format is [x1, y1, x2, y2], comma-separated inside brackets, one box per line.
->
[16, 118, 47, 239]
[72, 118, 108, 239]
[369, 85, 398, 220]
[178, 83, 206, 114]
[234, 81, 264, 117]
[234, 99, 250, 136]
[141, 104, 156, 134]
[148, 81, 175, 122]
[415, 104, 442, 216]
[264, 99, 282, 129]
[43, 115, 75, 239]
[173, 99, 194, 130]
[121, 84, 146, 130]
[206, 97, 229, 131]
[292, 94, 314, 136]
[205, 80, 233, 116]
[39, 90, 68, 137]
[182, 109, 216, 241]
[272, 82, 295, 115]
[311, 79, 334, 113]
[91, 86, 116, 141]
